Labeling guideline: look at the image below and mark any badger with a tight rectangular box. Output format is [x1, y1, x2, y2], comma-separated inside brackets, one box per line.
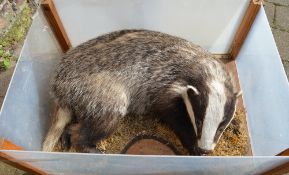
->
[43, 29, 240, 155]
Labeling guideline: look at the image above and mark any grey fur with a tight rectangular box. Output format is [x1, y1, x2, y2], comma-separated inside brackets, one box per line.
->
[44, 29, 237, 154]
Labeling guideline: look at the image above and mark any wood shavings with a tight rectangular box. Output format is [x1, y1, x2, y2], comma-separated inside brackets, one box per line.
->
[54, 109, 251, 156]
[208, 109, 251, 156]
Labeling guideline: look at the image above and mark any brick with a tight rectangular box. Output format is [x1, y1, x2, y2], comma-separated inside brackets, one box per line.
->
[264, 2, 275, 25]
[272, 29, 289, 61]
[275, 5, 289, 29]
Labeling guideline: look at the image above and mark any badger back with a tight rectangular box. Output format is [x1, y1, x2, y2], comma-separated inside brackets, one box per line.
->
[51, 29, 215, 114]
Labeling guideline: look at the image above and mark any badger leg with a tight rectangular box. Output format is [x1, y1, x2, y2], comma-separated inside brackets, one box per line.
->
[60, 124, 72, 151]
[53, 80, 129, 153]
[67, 112, 120, 153]
[42, 106, 72, 152]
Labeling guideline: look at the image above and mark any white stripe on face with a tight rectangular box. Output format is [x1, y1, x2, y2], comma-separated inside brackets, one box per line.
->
[170, 84, 198, 136]
[182, 89, 198, 136]
[198, 79, 226, 151]
[215, 101, 237, 144]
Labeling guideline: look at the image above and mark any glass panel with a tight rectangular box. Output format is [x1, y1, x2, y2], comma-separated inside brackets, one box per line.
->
[1, 151, 289, 175]
[236, 8, 289, 156]
[0, 9, 62, 150]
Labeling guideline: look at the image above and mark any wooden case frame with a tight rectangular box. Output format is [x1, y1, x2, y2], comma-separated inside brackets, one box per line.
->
[1, 0, 288, 174]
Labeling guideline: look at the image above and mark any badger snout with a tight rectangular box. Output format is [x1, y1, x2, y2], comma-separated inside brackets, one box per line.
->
[190, 147, 213, 155]
[196, 147, 213, 155]
[190, 141, 216, 155]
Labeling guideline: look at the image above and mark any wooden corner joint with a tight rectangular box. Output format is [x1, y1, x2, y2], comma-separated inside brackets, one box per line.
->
[230, 0, 262, 59]
[0, 139, 48, 175]
[277, 148, 289, 156]
[252, 0, 264, 5]
[41, 0, 72, 53]
[0, 138, 23, 150]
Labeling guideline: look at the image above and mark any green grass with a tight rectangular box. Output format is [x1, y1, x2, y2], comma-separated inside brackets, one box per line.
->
[0, 3, 33, 70]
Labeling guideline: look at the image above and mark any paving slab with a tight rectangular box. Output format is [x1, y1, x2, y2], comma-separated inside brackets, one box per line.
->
[275, 5, 289, 29]
[282, 60, 289, 78]
[0, 161, 17, 175]
[272, 28, 289, 61]
[266, 0, 289, 6]
[264, 1, 275, 25]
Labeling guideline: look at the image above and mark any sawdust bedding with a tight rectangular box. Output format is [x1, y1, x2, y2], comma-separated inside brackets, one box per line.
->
[54, 108, 251, 156]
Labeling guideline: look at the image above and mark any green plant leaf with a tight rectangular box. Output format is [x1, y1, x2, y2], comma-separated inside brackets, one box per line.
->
[3, 59, 10, 70]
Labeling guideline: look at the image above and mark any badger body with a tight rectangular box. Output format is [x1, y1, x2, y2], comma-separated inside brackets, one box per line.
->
[43, 30, 238, 155]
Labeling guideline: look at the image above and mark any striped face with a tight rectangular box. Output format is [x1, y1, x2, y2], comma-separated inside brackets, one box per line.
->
[184, 80, 238, 154]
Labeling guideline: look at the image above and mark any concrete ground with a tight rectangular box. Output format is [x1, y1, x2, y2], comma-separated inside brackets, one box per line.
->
[0, 1, 289, 174]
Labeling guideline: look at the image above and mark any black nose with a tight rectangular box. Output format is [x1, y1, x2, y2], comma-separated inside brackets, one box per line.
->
[189, 147, 213, 155]
[197, 148, 213, 155]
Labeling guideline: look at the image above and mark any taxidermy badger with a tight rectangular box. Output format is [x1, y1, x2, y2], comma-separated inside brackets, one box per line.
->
[43, 29, 240, 155]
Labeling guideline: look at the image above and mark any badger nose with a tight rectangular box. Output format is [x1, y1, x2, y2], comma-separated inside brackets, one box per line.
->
[197, 148, 213, 155]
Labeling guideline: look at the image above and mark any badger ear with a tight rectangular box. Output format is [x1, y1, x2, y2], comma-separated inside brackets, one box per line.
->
[235, 91, 242, 98]
[187, 85, 200, 95]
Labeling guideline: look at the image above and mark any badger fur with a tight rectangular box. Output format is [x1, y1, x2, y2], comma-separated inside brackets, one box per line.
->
[42, 29, 239, 155]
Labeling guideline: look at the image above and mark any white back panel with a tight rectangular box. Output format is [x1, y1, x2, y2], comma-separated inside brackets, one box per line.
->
[53, 0, 249, 53]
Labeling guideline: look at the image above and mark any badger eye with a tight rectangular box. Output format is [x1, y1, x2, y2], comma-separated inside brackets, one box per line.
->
[194, 119, 202, 139]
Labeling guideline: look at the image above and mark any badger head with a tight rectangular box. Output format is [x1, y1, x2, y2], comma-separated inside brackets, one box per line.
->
[172, 63, 240, 155]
